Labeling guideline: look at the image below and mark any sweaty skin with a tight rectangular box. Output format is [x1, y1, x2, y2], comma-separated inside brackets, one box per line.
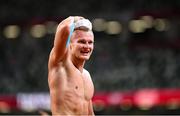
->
[48, 16, 95, 115]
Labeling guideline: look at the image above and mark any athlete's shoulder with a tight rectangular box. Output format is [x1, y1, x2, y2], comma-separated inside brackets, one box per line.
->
[83, 68, 89, 74]
[83, 69, 91, 78]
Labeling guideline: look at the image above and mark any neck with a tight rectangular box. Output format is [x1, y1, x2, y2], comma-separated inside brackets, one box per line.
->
[71, 57, 85, 73]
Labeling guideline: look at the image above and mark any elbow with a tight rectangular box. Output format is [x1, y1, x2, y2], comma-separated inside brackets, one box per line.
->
[56, 25, 70, 36]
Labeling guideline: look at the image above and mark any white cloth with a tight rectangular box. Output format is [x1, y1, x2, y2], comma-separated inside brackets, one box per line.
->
[74, 19, 92, 30]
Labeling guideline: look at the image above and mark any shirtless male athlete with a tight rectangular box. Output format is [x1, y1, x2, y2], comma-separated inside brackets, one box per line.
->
[48, 16, 95, 115]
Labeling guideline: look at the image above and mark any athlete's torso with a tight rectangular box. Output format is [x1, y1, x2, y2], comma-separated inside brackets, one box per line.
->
[48, 57, 94, 115]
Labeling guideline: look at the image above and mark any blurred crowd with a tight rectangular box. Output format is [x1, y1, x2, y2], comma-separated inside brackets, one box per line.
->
[0, 0, 180, 94]
[1, 23, 180, 93]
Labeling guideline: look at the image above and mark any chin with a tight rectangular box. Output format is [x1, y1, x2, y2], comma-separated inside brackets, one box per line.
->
[79, 56, 90, 60]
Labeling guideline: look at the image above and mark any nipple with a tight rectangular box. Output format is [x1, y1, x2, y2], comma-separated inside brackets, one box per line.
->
[75, 86, 78, 89]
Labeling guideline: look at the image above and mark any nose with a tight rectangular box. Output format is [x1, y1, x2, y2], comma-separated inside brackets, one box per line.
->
[83, 42, 91, 49]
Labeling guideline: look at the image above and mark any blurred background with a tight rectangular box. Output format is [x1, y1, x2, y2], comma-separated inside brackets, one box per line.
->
[0, 0, 180, 115]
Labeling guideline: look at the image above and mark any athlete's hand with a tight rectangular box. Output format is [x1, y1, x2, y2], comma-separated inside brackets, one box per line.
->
[74, 16, 84, 23]
[56, 16, 74, 32]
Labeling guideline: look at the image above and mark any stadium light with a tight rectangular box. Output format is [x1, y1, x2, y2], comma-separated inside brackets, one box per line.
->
[30, 24, 46, 38]
[154, 18, 169, 31]
[105, 21, 122, 35]
[92, 18, 107, 32]
[3, 25, 20, 39]
[129, 19, 146, 33]
[140, 15, 154, 29]
[45, 21, 58, 34]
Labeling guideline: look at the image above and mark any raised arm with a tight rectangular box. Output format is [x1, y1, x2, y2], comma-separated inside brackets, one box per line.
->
[48, 16, 74, 69]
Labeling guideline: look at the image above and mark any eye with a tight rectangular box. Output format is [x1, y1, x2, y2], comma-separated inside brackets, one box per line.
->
[78, 40, 86, 44]
[88, 41, 94, 44]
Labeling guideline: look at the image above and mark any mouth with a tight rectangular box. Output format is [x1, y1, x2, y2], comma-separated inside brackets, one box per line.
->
[80, 50, 90, 55]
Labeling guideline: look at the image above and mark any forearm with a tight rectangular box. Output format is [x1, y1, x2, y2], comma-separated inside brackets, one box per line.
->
[53, 17, 74, 60]
[53, 25, 69, 54]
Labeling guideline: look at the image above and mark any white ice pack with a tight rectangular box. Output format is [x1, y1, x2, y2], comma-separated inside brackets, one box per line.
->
[74, 19, 92, 30]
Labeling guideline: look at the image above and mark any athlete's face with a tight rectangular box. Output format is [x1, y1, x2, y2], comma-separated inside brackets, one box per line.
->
[70, 30, 94, 61]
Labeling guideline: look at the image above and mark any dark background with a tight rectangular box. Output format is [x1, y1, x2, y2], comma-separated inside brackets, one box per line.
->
[0, 0, 180, 115]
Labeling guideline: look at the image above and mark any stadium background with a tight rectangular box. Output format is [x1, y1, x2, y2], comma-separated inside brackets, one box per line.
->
[0, 0, 180, 115]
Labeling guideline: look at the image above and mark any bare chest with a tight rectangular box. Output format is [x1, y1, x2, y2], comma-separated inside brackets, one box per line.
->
[48, 61, 94, 114]
[52, 64, 94, 101]
[66, 70, 94, 101]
